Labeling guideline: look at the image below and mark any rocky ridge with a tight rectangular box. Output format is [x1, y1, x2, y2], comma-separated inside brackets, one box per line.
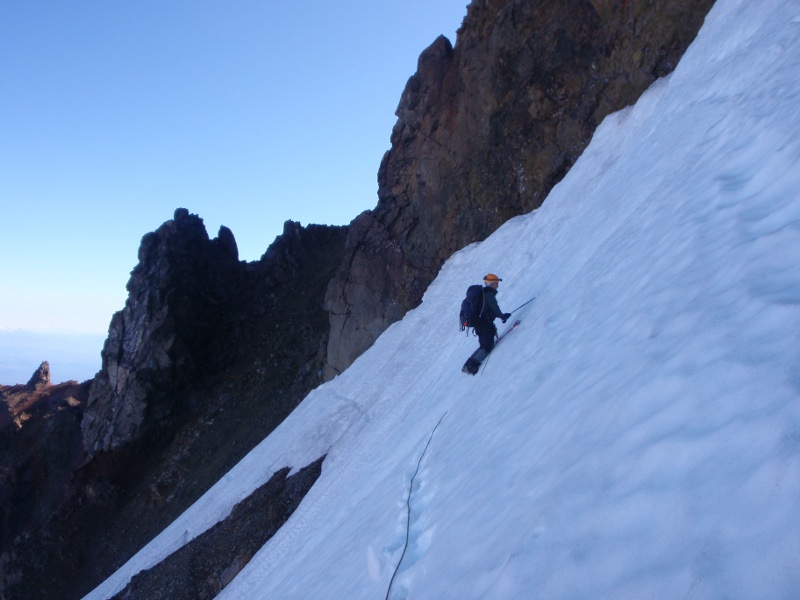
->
[0, 363, 90, 595]
[1, 213, 347, 599]
[81, 208, 244, 455]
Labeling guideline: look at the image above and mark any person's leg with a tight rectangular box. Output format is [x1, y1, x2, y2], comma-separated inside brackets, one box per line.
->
[477, 322, 496, 354]
[462, 321, 495, 374]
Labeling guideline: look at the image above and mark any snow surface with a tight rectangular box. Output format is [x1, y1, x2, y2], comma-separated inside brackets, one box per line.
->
[86, 0, 800, 597]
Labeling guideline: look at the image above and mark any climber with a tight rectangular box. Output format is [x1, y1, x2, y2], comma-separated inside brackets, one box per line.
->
[461, 273, 512, 375]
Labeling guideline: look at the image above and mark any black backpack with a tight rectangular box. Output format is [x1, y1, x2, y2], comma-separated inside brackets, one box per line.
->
[459, 285, 485, 331]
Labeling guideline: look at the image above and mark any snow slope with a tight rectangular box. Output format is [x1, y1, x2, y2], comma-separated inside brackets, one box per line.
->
[87, 0, 800, 597]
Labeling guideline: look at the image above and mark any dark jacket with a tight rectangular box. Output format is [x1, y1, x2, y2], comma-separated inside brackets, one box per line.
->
[480, 286, 505, 322]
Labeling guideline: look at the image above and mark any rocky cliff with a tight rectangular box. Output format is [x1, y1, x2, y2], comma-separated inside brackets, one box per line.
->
[324, 0, 715, 378]
[81, 208, 243, 455]
[0, 213, 347, 600]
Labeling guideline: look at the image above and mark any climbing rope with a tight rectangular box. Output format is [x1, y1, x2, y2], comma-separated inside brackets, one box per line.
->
[385, 411, 448, 600]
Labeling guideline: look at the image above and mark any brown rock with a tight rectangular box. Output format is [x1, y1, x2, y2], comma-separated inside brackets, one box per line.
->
[25, 361, 50, 390]
[323, 0, 715, 378]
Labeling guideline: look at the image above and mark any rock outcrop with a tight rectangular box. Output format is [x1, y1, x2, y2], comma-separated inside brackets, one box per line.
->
[1, 212, 347, 600]
[323, 0, 715, 378]
[110, 456, 325, 600]
[24, 361, 50, 390]
[81, 208, 244, 455]
[0, 366, 90, 598]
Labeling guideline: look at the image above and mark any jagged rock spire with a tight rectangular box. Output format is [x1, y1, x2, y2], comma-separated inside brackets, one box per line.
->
[26, 361, 50, 389]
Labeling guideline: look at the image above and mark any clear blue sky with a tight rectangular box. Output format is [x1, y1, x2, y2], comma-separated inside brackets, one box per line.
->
[0, 1, 467, 333]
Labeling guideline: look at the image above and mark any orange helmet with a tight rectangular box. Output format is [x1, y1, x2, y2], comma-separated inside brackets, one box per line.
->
[483, 273, 503, 283]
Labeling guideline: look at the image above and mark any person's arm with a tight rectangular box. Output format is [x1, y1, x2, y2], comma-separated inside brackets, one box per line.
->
[487, 292, 512, 322]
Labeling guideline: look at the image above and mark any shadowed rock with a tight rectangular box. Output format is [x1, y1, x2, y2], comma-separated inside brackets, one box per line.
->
[110, 456, 325, 600]
[25, 361, 50, 390]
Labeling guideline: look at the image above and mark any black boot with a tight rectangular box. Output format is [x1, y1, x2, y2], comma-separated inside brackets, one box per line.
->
[461, 358, 481, 375]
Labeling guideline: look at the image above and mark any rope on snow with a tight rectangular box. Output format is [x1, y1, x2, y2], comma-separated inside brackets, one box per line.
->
[385, 411, 448, 600]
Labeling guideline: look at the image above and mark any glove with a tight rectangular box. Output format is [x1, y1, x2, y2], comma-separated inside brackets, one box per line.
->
[501, 312, 511, 323]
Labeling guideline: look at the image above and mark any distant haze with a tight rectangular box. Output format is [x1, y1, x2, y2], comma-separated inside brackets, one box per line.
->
[0, 330, 105, 385]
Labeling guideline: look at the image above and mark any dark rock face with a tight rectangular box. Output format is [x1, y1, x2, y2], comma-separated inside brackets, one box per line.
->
[81, 208, 245, 455]
[0, 368, 90, 598]
[25, 361, 50, 390]
[82, 212, 342, 458]
[110, 456, 325, 600]
[0, 212, 347, 600]
[323, 0, 715, 378]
